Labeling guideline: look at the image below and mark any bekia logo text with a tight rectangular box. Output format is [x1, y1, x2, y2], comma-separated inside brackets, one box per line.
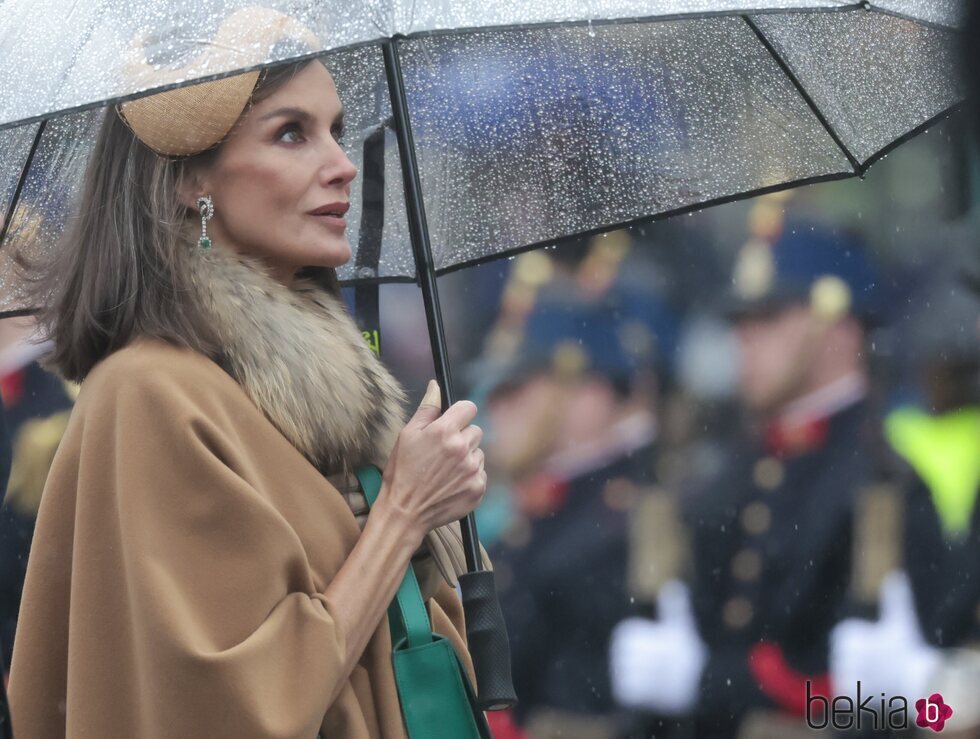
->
[806, 682, 953, 732]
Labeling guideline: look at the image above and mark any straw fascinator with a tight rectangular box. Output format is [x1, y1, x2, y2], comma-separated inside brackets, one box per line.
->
[116, 7, 322, 157]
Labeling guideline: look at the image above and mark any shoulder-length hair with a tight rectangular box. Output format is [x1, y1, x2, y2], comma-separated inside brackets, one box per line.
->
[16, 60, 340, 383]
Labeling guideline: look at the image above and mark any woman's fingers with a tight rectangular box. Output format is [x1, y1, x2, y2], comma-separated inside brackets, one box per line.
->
[461, 424, 483, 451]
[384, 395, 491, 531]
[437, 400, 478, 431]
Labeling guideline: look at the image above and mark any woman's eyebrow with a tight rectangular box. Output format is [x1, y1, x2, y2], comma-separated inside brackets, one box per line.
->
[258, 106, 313, 123]
[258, 106, 345, 125]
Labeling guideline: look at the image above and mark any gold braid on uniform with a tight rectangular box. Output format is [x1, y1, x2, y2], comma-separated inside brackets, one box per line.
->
[6, 411, 72, 516]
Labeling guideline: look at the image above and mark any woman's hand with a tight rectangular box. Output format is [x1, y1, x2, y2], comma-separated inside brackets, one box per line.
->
[376, 380, 487, 546]
[324, 379, 485, 676]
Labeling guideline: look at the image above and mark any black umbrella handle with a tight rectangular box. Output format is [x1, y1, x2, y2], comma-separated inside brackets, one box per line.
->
[459, 571, 518, 710]
[382, 37, 517, 711]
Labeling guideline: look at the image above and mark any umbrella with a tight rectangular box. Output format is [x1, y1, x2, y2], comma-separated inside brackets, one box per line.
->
[0, 0, 966, 710]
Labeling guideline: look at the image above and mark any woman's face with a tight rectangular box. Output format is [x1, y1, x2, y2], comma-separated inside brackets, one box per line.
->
[190, 62, 356, 284]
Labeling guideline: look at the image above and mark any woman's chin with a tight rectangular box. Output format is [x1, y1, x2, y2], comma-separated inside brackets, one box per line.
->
[303, 239, 352, 269]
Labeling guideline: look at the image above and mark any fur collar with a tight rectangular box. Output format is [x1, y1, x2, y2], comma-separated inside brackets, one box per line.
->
[184, 245, 407, 475]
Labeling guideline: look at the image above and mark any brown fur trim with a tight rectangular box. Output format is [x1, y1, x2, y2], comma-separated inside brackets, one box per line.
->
[184, 246, 406, 474]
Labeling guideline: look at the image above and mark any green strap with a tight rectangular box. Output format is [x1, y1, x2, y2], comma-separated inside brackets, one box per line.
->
[355, 465, 433, 649]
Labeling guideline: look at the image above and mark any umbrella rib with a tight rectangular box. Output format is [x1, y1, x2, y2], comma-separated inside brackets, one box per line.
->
[860, 102, 964, 173]
[0, 119, 47, 253]
[742, 14, 863, 176]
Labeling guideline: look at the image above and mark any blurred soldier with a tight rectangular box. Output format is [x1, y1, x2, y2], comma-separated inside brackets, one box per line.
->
[0, 394, 9, 504]
[0, 318, 75, 676]
[482, 262, 671, 739]
[831, 274, 980, 734]
[611, 221, 883, 737]
[0, 388, 10, 739]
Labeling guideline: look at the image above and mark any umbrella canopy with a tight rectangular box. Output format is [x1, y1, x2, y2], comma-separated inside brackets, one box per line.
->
[0, 0, 964, 315]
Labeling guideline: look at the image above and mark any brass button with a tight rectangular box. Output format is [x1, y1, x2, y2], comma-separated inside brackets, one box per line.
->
[723, 596, 753, 629]
[741, 502, 772, 535]
[603, 477, 638, 511]
[502, 516, 532, 549]
[753, 458, 784, 491]
[495, 562, 514, 592]
[732, 549, 762, 582]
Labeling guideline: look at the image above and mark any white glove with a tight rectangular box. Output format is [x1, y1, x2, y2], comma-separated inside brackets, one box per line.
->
[830, 570, 940, 701]
[609, 580, 707, 715]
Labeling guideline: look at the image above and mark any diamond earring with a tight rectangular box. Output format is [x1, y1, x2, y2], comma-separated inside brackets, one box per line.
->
[197, 195, 213, 250]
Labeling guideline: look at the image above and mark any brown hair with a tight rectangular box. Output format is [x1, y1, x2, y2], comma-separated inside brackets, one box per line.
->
[16, 60, 340, 383]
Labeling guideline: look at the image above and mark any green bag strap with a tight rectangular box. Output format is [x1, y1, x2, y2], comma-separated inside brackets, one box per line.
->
[355, 465, 432, 649]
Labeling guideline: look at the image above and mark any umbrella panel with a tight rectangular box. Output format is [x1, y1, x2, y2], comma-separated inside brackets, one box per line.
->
[0, 125, 40, 217]
[752, 11, 963, 164]
[872, 0, 963, 28]
[399, 16, 853, 274]
[0, 112, 102, 315]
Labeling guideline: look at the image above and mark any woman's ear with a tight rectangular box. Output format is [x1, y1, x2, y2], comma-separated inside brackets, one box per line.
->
[175, 167, 211, 211]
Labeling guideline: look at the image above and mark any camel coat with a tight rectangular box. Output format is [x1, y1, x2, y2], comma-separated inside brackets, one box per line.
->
[8, 335, 474, 738]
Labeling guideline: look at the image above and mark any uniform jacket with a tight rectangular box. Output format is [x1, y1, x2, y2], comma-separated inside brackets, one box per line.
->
[8, 246, 474, 738]
[0, 360, 75, 671]
[905, 474, 980, 648]
[493, 428, 657, 729]
[684, 400, 874, 734]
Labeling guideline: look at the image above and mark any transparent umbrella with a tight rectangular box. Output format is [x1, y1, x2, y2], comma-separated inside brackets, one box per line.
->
[0, 0, 966, 714]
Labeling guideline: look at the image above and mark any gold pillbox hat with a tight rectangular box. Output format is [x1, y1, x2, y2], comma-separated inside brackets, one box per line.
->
[116, 7, 322, 157]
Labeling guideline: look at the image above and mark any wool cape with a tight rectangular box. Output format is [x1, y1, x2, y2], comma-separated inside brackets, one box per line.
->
[7, 245, 477, 738]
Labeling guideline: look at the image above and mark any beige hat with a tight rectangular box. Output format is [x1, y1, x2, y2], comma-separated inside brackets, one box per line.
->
[116, 7, 322, 157]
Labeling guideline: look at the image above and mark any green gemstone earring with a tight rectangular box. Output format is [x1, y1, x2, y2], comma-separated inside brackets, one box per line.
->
[197, 195, 213, 250]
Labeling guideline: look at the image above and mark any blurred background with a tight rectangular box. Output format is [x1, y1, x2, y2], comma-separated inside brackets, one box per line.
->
[2, 34, 979, 739]
[376, 112, 979, 738]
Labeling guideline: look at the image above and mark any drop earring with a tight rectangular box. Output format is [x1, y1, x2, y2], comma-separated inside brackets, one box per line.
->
[197, 195, 213, 250]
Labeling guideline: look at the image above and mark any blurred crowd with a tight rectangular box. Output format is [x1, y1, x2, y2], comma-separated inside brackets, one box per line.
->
[379, 116, 977, 737]
[466, 208, 979, 739]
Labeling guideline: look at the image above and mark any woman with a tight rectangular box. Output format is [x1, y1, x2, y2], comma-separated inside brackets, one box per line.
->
[8, 12, 488, 738]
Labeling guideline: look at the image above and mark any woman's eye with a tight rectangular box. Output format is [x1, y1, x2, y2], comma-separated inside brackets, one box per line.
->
[331, 125, 345, 142]
[277, 124, 304, 143]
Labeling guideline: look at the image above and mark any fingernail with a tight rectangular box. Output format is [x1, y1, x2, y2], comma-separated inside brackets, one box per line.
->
[421, 379, 441, 408]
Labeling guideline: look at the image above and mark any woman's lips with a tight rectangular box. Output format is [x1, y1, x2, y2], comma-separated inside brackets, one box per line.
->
[311, 213, 347, 231]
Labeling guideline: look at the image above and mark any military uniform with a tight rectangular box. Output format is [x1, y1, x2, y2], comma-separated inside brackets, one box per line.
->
[493, 434, 657, 736]
[478, 264, 671, 738]
[0, 395, 9, 495]
[904, 473, 980, 649]
[887, 279, 980, 652]
[0, 359, 75, 670]
[612, 217, 886, 737]
[684, 392, 874, 736]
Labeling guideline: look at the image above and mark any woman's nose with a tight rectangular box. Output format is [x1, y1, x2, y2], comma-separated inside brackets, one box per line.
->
[322, 142, 358, 187]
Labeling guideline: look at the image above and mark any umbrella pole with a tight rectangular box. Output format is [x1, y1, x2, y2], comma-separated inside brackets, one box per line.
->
[382, 37, 517, 711]
[380, 38, 480, 573]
